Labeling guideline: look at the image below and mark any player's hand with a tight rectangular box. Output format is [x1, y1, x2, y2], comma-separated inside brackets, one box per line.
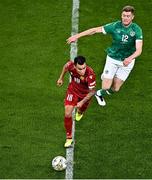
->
[76, 101, 83, 109]
[57, 79, 63, 86]
[66, 35, 78, 44]
[123, 57, 132, 66]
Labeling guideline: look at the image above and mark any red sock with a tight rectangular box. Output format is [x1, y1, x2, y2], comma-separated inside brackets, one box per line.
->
[64, 117, 72, 139]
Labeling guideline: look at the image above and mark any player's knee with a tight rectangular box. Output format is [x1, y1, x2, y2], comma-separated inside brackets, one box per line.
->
[65, 111, 72, 118]
[112, 86, 120, 92]
[102, 80, 112, 90]
[102, 84, 111, 90]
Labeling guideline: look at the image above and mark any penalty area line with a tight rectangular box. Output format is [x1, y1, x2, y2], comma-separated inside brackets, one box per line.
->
[65, 0, 80, 179]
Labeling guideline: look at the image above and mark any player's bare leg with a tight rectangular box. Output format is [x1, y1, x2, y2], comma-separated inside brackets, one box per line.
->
[102, 78, 113, 90]
[111, 77, 124, 92]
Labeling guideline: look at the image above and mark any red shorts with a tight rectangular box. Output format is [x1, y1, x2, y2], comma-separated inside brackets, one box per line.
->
[64, 88, 91, 112]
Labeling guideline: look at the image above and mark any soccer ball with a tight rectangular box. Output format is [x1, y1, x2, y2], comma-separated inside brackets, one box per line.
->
[52, 156, 67, 171]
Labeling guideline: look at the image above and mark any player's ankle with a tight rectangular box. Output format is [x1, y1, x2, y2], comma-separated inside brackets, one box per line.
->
[96, 90, 102, 96]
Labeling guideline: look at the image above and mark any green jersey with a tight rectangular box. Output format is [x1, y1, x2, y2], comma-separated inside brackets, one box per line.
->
[103, 21, 143, 61]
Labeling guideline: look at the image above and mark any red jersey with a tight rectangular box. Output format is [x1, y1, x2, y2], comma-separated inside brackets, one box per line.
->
[65, 61, 96, 98]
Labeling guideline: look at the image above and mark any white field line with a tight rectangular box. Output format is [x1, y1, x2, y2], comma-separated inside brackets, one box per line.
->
[65, 0, 80, 179]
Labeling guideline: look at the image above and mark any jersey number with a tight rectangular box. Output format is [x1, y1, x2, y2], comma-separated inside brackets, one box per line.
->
[74, 77, 80, 84]
[122, 35, 128, 42]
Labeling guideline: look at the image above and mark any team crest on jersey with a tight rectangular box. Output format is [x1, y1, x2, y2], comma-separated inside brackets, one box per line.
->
[80, 76, 84, 80]
[130, 31, 135, 37]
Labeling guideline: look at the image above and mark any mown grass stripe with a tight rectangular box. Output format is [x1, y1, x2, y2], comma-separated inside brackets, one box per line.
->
[65, 0, 80, 179]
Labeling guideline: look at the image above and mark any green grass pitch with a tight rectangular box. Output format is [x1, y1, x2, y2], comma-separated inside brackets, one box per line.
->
[0, 0, 152, 178]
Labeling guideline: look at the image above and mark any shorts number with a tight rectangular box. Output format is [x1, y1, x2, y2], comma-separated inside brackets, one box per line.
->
[67, 94, 73, 101]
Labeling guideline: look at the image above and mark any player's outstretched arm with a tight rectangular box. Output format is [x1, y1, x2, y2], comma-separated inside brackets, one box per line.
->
[56, 64, 68, 87]
[66, 26, 102, 44]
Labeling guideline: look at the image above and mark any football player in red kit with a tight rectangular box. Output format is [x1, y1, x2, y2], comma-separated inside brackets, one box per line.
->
[57, 56, 96, 147]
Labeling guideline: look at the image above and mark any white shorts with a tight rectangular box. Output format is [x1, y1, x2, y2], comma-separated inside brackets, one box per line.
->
[101, 55, 135, 81]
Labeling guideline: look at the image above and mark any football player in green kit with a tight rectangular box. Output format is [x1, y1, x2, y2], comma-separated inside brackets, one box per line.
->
[67, 5, 143, 106]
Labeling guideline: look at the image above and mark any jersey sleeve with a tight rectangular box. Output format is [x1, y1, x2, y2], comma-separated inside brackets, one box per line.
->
[135, 26, 143, 40]
[88, 73, 96, 90]
[65, 61, 74, 71]
[102, 21, 117, 34]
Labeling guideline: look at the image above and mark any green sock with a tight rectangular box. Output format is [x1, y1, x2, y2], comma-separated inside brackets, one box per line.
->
[99, 89, 107, 96]
[98, 88, 114, 96]
[106, 88, 114, 95]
